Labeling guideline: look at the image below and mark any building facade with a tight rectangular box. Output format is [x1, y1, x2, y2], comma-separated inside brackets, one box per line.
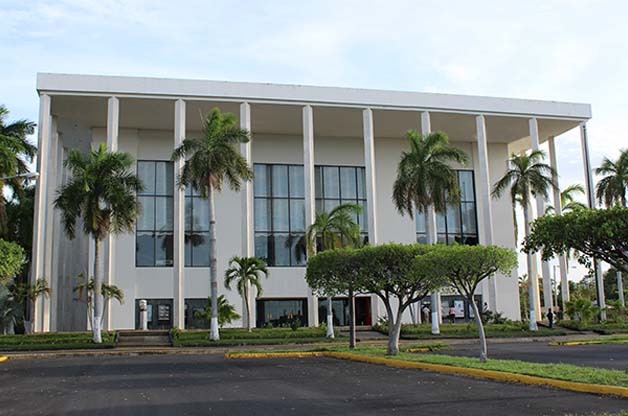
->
[31, 73, 592, 332]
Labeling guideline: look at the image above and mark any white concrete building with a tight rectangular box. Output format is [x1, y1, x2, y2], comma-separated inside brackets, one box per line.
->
[31, 73, 593, 332]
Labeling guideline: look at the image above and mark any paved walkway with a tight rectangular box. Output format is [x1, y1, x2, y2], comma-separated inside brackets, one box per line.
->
[1, 354, 626, 415]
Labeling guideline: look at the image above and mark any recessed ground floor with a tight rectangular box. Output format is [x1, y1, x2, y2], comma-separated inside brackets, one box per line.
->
[134, 294, 484, 330]
[1, 354, 625, 415]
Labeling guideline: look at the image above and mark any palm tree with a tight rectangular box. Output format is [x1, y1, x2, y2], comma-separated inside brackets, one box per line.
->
[595, 149, 628, 207]
[492, 150, 557, 330]
[306, 203, 362, 341]
[55, 144, 141, 343]
[10, 278, 51, 334]
[392, 130, 468, 334]
[595, 148, 628, 306]
[224, 256, 269, 332]
[194, 295, 241, 328]
[172, 108, 253, 341]
[73, 273, 124, 331]
[545, 184, 587, 214]
[0, 105, 36, 239]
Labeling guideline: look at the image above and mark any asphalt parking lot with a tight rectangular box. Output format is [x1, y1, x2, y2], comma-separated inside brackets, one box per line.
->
[440, 341, 628, 370]
[0, 354, 625, 415]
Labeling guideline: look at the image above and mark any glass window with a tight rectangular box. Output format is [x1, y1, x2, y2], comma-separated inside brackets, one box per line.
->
[415, 170, 478, 246]
[271, 165, 289, 197]
[254, 164, 269, 197]
[339, 167, 357, 199]
[315, 166, 368, 241]
[256, 298, 308, 328]
[185, 187, 211, 267]
[253, 164, 305, 266]
[136, 161, 174, 267]
[289, 166, 304, 198]
[322, 166, 340, 198]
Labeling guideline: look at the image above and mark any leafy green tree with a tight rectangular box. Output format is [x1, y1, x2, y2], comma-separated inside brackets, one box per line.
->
[492, 150, 556, 330]
[305, 248, 362, 348]
[603, 267, 627, 304]
[5, 185, 34, 272]
[524, 207, 628, 273]
[224, 256, 269, 332]
[564, 298, 599, 323]
[0, 284, 19, 334]
[595, 148, 628, 306]
[305, 203, 362, 339]
[357, 243, 445, 355]
[0, 239, 25, 286]
[194, 295, 241, 328]
[73, 273, 124, 332]
[54, 144, 141, 343]
[413, 245, 517, 362]
[0, 105, 36, 239]
[10, 278, 51, 334]
[595, 149, 628, 208]
[172, 108, 253, 341]
[392, 130, 468, 334]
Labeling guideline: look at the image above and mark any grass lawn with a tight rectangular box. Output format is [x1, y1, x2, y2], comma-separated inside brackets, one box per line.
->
[559, 320, 628, 335]
[276, 345, 628, 388]
[374, 323, 565, 339]
[172, 327, 344, 347]
[0, 332, 116, 351]
[551, 335, 628, 346]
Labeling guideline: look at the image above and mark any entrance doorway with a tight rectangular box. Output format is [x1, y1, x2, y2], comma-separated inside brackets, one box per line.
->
[135, 298, 173, 330]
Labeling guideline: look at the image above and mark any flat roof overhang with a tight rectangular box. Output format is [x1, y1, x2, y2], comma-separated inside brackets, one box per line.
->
[39, 73, 591, 148]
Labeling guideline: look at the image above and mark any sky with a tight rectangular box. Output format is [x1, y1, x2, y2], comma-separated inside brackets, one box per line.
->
[1, 0, 626, 282]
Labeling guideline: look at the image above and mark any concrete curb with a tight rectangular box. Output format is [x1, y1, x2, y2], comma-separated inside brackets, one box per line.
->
[225, 351, 628, 398]
[550, 339, 628, 347]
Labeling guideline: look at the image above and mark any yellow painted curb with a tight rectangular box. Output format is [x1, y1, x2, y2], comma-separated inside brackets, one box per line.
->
[550, 340, 628, 347]
[226, 351, 628, 398]
[0, 356, 8, 363]
[225, 352, 325, 359]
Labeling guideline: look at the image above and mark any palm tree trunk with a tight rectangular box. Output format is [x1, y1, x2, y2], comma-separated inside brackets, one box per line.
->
[523, 203, 538, 331]
[93, 237, 104, 343]
[470, 298, 488, 362]
[348, 288, 356, 349]
[208, 185, 220, 341]
[244, 285, 252, 332]
[326, 296, 334, 338]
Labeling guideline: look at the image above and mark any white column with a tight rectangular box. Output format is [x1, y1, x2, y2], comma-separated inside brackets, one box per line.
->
[475, 115, 498, 312]
[104, 96, 119, 330]
[363, 108, 380, 324]
[240, 102, 256, 327]
[42, 117, 58, 332]
[548, 137, 570, 307]
[173, 99, 186, 329]
[529, 118, 553, 314]
[303, 105, 319, 327]
[580, 122, 606, 317]
[421, 111, 442, 329]
[31, 94, 51, 332]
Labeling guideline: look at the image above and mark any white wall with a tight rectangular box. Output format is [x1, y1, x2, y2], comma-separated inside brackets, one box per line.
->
[52, 125, 521, 330]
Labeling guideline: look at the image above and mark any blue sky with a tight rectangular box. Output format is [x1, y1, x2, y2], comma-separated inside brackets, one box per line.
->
[1, 0, 626, 280]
